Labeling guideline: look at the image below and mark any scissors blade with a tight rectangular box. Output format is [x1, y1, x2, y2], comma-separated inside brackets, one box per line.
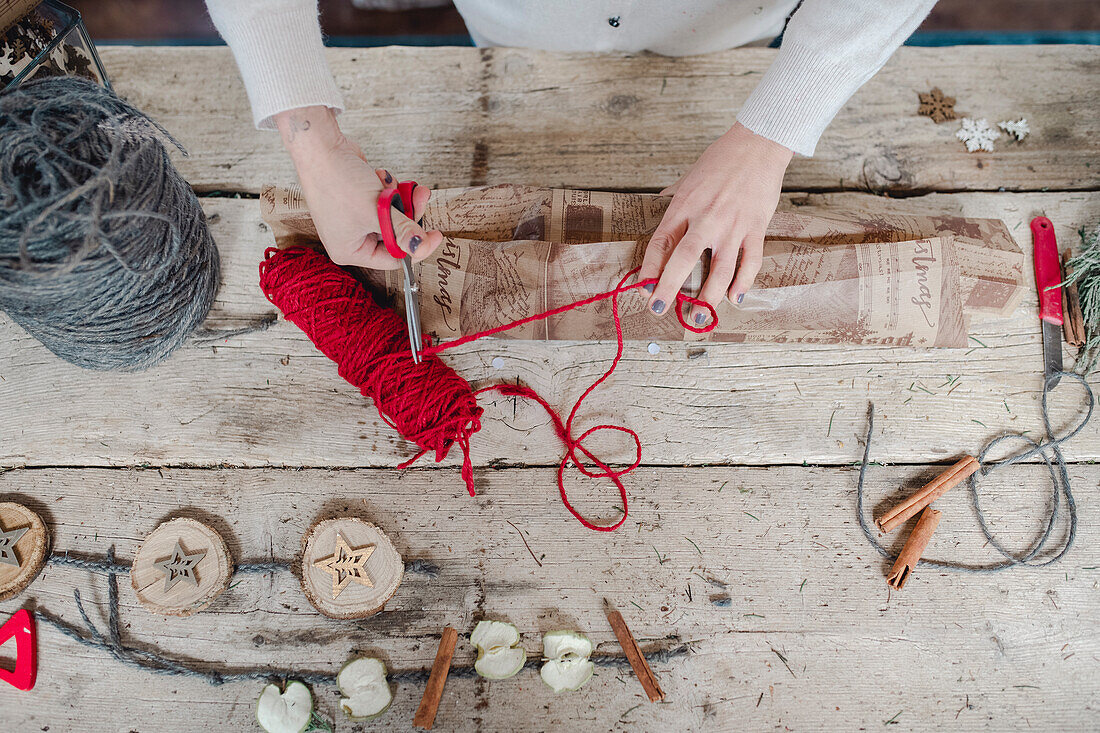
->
[401, 256, 422, 363]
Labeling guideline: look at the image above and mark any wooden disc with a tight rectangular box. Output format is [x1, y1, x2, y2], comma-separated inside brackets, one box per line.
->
[300, 518, 404, 620]
[0, 502, 49, 602]
[131, 518, 233, 617]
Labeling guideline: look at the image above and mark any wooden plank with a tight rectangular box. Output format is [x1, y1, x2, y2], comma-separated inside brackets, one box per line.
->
[2, 190, 1097, 469]
[99, 45, 1100, 195]
[1, 464, 1096, 730]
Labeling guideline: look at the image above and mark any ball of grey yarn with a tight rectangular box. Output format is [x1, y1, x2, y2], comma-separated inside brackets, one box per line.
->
[0, 76, 220, 371]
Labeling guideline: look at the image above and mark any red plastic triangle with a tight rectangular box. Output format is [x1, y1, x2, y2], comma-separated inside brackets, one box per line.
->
[0, 608, 37, 691]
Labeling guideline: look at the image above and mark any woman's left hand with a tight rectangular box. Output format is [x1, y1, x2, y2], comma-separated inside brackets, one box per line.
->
[638, 122, 793, 325]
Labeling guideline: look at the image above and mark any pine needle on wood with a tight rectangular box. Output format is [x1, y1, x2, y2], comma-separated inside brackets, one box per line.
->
[1062, 224, 1100, 374]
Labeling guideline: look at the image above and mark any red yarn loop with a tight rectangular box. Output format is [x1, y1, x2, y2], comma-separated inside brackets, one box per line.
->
[259, 247, 717, 531]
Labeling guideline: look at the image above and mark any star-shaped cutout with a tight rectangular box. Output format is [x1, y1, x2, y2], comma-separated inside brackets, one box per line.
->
[0, 521, 28, 567]
[313, 533, 375, 599]
[917, 87, 957, 124]
[153, 540, 207, 592]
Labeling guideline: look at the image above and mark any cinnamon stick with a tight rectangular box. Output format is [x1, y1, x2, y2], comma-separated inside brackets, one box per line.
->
[877, 456, 978, 534]
[604, 602, 664, 702]
[1062, 252, 1086, 347]
[886, 507, 942, 590]
[413, 626, 458, 730]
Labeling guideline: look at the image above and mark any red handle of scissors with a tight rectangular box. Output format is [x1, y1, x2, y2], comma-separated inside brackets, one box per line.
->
[377, 180, 419, 260]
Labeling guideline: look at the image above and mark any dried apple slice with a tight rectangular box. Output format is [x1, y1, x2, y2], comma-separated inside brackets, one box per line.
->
[337, 657, 393, 720]
[471, 620, 527, 680]
[255, 680, 312, 733]
[540, 630, 595, 692]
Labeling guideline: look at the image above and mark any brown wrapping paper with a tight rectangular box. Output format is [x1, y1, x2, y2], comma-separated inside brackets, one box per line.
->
[260, 184, 1025, 348]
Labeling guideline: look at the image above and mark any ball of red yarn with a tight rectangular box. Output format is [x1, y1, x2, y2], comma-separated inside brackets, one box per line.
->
[259, 246, 484, 489]
[260, 244, 717, 531]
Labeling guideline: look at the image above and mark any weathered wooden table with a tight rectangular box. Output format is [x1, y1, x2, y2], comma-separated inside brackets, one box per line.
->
[2, 44, 1099, 731]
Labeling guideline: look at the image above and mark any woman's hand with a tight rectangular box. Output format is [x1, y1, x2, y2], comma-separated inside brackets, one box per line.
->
[274, 106, 443, 269]
[638, 122, 792, 324]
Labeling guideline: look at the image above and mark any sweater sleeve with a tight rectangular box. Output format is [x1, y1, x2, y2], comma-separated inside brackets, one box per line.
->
[736, 0, 936, 157]
[205, 0, 344, 130]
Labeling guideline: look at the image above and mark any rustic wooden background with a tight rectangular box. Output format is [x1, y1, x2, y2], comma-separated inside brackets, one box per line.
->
[1, 44, 1098, 731]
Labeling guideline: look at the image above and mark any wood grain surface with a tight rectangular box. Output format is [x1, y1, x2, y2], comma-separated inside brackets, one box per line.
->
[99, 45, 1100, 194]
[130, 517, 233, 616]
[0, 465, 1095, 730]
[0, 43, 1097, 732]
[2, 191, 1096, 469]
[300, 517, 405, 619]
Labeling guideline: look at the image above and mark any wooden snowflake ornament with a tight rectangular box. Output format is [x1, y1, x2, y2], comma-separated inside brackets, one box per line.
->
[300, 518, 404, 620]
[917, 87, 956, 123]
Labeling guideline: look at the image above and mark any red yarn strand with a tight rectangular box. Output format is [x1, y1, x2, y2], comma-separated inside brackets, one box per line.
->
[259, 246, 717, 531]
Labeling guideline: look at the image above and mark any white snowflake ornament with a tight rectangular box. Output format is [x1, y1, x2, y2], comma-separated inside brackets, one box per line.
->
[998, 118, 1030, 141]
[955, 118, 1000, 153]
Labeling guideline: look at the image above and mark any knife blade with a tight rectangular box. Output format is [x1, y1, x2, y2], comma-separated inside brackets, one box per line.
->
[1030, 216, 1063, 388]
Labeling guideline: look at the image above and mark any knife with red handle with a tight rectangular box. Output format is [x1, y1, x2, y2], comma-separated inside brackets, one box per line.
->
[1030, 216, 1063, 387]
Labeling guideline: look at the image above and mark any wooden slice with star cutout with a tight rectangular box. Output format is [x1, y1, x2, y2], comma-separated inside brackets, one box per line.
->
[300, 518, 404, 620]
[131, 518, 233, 617]
[0, 502, 50, 602]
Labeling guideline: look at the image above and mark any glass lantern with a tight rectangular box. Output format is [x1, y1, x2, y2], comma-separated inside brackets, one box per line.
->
[0, 0, 110, 91]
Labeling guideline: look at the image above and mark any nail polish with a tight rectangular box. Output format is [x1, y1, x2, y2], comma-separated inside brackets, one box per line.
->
[736, 293, 744, 304]
[409, 235, 422, 253]
[384, 171, 393, 184]
[652, 300, 665, 315]
[694, 312, 706, 325]
[642, 283, 655, 294]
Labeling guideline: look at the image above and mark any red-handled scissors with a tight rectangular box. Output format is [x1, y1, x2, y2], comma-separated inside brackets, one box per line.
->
[377, 180, 423, 363]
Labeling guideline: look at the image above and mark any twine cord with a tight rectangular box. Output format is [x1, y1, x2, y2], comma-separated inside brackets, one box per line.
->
[33, 547, 688, 687]
[856, 371, 1093, 571]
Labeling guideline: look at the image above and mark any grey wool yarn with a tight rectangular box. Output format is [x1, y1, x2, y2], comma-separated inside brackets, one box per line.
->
[0, 76, 220, 371]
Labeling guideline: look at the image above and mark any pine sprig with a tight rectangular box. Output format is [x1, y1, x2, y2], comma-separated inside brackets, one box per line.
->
[1062, 223, 1100, 375]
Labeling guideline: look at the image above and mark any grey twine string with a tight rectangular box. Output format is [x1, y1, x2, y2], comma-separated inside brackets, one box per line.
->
[0, 76, 221, 370]
[35, 549, 687, 687]
[856, 371, 1094, 571]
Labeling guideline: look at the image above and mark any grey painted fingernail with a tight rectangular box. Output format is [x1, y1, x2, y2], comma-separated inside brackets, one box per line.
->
[694, 312, 706, 325]
[736, 293, 744, 304]
[642, 283, 655, 294]
[652, 299, 665, 315]
[409, 235, 422, 252]
[384, 170, 393, 184]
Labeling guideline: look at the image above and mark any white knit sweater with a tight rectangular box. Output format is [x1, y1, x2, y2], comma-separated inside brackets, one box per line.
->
[204, 0, 935, 156]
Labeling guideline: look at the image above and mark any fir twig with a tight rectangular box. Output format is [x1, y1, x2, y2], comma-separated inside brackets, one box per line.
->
[1061, 223, 1100, 374]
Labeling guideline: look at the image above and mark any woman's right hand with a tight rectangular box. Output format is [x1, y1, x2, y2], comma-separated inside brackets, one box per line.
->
[274, 106, 443, 269]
